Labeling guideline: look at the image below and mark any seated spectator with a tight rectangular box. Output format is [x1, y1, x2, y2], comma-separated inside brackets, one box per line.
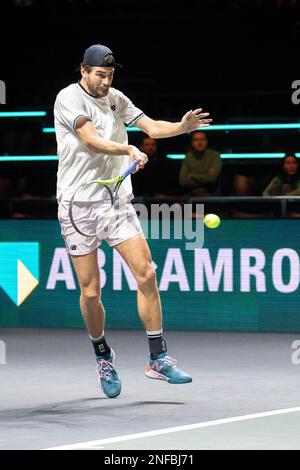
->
[179, 131, 222, 196]
[132, 135, 177, 198]
[12, 162, 57, 219]
[263, 154, 300, 196]
[0, 168, 15, 199]
[0, 166, 16, 217]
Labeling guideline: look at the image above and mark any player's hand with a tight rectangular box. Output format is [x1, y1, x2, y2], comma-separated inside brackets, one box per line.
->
[128, 145, 148, 171]
[180, 108, 212, 133]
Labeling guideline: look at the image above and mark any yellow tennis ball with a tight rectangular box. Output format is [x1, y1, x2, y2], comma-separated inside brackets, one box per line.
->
[204, 213, 221, 229]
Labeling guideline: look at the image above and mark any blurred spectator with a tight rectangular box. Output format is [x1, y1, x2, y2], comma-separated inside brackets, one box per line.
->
[140, 136, 158, 162]
[132, 135, 177, 198]
[131, 135, 159, 196]
[0, 168, 15, 199]
[179, 131, 222, 196]
[0, 166, 16, 217]
[12, 157, 57, 218]
[263, 154, 300, 196]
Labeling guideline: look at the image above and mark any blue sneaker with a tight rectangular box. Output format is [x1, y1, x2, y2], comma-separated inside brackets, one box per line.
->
[96, 348, 122, 398]
[145, 353, 192, 384]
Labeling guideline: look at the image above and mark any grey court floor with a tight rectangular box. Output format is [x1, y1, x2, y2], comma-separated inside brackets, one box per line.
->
[0, 328, 300, 450]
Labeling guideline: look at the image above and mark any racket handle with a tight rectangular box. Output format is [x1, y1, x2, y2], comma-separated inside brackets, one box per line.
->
[121, 160, 139, 179]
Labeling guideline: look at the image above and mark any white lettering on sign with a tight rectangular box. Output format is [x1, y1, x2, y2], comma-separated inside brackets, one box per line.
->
[46, 248, 76, 289]
[194, 248, 233, 292]
[240, 249, 266, 292]
[45, 246, 300, 294]
[159, 248, 190, 291]
[272, 249, 300, 293]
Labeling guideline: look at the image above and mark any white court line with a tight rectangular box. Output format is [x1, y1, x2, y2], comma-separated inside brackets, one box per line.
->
[45, 406, 300, 450]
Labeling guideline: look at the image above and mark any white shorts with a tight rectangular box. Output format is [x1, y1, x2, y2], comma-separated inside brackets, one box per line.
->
[58, 199, 144, 255]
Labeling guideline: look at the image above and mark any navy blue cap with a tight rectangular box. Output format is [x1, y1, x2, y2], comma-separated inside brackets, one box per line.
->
[82, 44, 122, 68]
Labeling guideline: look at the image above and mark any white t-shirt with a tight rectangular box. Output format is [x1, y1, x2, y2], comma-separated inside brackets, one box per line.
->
[54, 82, 144, 203]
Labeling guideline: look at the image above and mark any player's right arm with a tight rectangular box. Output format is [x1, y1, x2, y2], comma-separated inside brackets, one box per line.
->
[76, 118, 148, 168]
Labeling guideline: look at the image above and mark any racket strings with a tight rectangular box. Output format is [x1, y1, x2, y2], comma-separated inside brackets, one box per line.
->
[69, 161, 136, 238]
[69, 180, 124, 237]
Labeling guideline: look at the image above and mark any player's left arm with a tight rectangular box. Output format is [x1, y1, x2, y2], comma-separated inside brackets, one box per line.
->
[135, 109, 212, 139]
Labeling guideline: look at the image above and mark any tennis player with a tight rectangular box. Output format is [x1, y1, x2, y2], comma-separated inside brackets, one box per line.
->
[54, 44, 212, 398]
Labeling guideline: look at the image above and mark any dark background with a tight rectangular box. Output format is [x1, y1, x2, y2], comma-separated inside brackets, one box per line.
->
[1, 0, 299, 120]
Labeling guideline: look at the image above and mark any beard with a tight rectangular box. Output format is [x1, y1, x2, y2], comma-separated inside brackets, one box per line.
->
[91, 85, 109, 98]
[80, 76, 110, 98]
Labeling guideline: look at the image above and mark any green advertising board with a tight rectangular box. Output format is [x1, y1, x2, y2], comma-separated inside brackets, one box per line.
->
[0, 219, 300, 332]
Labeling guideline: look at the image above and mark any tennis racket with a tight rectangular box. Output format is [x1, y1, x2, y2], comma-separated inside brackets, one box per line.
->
[69, 160, 138, 237]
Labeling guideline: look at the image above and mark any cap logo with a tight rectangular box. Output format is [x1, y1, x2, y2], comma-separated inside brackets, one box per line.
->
[104, 53, 115, 65]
